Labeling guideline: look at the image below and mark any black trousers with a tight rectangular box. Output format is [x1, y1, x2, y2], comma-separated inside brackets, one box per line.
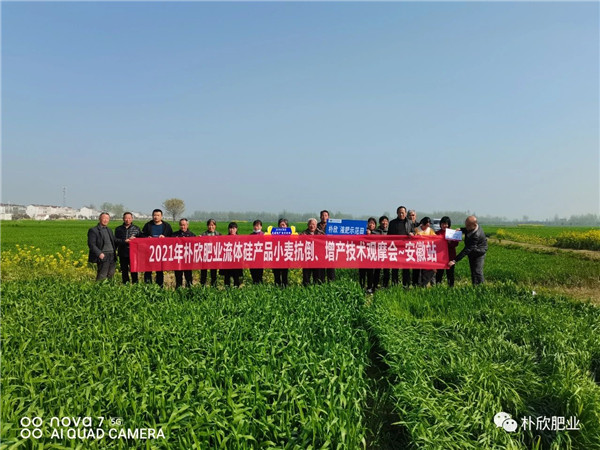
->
[273, 269, 289, 287]
[200, 269, 218, 287]
[119, 256, 138, 284]
[324, 268, 336, 282]
[144, 271, 164, 287]
[250, 268, 264, 284]
[435, 266, 455, 287]
[412, 269, 421, 287]
[391, 268, 411, 287]
[359, 268, 375, 290]
[223, 269, 242, 287]
[303, 268, 323, 286]
[373, 268, 390, 289]
[175, 270, 193, 288]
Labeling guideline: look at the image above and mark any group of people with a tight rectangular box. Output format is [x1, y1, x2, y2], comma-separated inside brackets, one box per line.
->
[87, 207, 488, 289]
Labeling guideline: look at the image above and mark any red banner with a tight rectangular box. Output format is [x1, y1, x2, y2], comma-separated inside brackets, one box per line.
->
[129, 235, 449, 272]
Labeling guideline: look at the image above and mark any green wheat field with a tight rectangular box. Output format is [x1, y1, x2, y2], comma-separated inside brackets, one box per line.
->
[1, 220, 599, 449]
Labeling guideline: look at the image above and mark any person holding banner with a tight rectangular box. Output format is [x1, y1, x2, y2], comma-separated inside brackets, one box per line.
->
[359, 217, 377, 293]
[200, 218, 221, 287]
[448, 215, 488, 285]
[436, 216, 457, 287]
[301, 218, 324, 286]
[317, 210, 336, 282]
[388, 206, 415, 287]
[373, 215, 390, 289]
[408, 210, 420, 287]
[172, 218, 195, 288]
[249, 220, 265, 284]
[114, 212, 141, 284]
[141, 209, 173, 287]
[273, 218, 290, 287]
[221, 222, 243, 288]
[415, 217, 436, 287]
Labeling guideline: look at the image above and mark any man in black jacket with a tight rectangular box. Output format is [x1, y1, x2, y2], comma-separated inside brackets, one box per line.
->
[87, 212, 117, 281]
[114, 212, 142, 284]
[141, 209, 173, 287]
[448, 215, 488, 285]
[172, 218, 195, 288]
[387, 206, 415, 287]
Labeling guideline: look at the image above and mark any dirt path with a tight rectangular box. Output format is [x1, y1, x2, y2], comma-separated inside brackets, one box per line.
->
[489, 238, 600, 261]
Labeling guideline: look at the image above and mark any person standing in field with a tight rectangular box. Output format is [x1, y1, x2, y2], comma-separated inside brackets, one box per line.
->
[415, 217, 436, 287]
[114, 212, 142, 284]
[249, 219, 264, 284]
[408, 210, 420, 287]
[359, 217, 377, 293]
[200, 218, 221, 287]
[141, 209, 173, 287]
[273, 218, 290, 287]
[221, 222, 243, 288]
[436, 216, 458, 287]
[87, 212, 117, 282]
[373, 215, 390, 289]
[317, 210, 336, 282]
[301, 218, 325, 286]
[448, 215, 488, 285]
[388, 206, 415, 287]
[172, 218, 195, 288]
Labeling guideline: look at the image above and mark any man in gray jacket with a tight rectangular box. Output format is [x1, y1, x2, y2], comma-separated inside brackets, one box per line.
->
[448, 215, 488, 285]
[87, 212, 117, 281]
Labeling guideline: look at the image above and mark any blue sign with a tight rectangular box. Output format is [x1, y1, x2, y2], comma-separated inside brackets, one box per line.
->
[268, 227, 293, 235]
[325, 219, 368, 235]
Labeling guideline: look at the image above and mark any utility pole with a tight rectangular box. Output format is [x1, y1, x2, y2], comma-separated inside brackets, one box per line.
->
[63, 187, 67, 207]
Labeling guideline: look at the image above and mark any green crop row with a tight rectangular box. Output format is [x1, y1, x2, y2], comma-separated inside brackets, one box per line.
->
[478, 243, 600, 289]
[367, 283, 600, 449]
[0, 220, 309, 255]
[1, 281, 370, 448]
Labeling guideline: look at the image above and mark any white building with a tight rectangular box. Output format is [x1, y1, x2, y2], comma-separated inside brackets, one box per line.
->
[25, 204, 78, 220]
[0, 203, 27, 220]
[77, 207, 102, 220]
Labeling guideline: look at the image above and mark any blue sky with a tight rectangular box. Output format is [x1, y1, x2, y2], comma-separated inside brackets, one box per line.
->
[2, 2, 598, 220]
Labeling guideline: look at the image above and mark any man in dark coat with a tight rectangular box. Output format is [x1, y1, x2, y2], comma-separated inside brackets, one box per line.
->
[87, 212, 117, 281]
[448, 215, 488, 285]
[114, 212, 142, 284]
[387, 206, 415, 287]
[172, 218, 195, 288]
[141, 209, 173, 287]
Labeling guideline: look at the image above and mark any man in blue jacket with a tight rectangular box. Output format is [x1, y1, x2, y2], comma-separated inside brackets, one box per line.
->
[448, 215, 488, 285]
[87, 212, 117, 281]
[141, 209, 173, 287]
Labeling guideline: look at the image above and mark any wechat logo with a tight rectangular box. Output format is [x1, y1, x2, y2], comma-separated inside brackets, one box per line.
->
[494, 412, 518, 432]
